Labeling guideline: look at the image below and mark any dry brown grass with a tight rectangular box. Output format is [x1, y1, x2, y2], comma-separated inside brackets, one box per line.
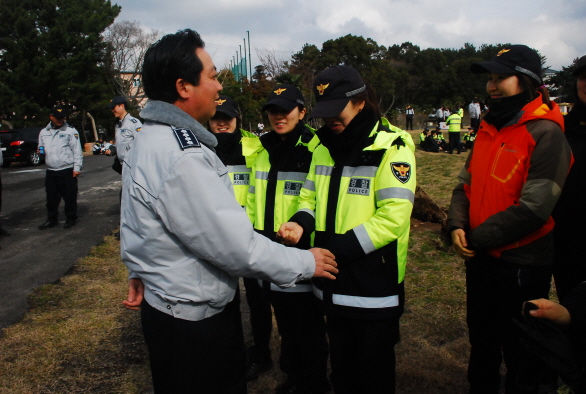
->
[0, 237, 151, 394]
[0, 134, 473, 393]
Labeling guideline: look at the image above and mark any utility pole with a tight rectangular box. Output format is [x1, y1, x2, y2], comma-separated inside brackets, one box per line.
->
[247, 31, 252, 81]
[243, 38, 247, 81]
[239, 45, 243, 81]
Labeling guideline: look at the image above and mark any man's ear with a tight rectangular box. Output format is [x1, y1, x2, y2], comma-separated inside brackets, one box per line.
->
[176, 78, 192, 99]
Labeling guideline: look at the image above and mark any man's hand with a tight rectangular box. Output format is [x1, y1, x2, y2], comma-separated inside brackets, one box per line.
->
[310, 248, 338, 280]
[122, 278, 144, 310]
[277, 222, 303, 246]
[526, 299, 572, 326]
[451, 229, 475, 259]
[72, 171, 81, 177]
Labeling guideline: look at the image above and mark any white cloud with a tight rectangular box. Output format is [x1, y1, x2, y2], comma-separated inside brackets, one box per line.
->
[114, 0, 586, 70]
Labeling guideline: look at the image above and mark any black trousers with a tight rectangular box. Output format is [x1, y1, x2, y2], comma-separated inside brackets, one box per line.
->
[45, 168, 78, 221]
[448, 132, 462, 154]
[242, 277, 273, 360]
[327, 314, 400, 394]
[406, 116, 414, 130]
[141, 296, 247, 394]
[466, 255, 553, 394]
[471, 117, 481, 132]
[270, 290, 329, 391]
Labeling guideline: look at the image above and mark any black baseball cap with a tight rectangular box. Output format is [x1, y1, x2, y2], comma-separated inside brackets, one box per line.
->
[50, 105, 67, 118]
[106, 96, 128, 109]
[573, 55, 586, 77]
[262, 84, 305, 112]
[214, 95, 240, 118]
[310, 66, 366, 118]
[471, 45, 542, 84]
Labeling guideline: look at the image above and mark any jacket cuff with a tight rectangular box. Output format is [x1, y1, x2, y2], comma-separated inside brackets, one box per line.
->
[290, 211, 315, 237]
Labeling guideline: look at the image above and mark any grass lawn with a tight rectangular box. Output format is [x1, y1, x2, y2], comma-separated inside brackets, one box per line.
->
[0, 130, 472, 393]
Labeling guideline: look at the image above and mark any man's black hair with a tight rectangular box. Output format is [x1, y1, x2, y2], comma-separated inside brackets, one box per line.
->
[142, 29, 205, 103]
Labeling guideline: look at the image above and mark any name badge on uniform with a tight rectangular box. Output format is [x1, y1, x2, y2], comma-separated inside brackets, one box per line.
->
[59, 134, 67, 139]
[233, 173, 249, 185]
[391, 162, 411, 184]
[284, 181, 302, 196]
[348, 178, 370, 196]
[172, 127, 201, 150]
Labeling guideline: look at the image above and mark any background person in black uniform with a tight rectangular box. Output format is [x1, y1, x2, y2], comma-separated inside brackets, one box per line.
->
[553, 55, 586, 302]
[38, 106, 83, 230]
[405, 105, 414, 130]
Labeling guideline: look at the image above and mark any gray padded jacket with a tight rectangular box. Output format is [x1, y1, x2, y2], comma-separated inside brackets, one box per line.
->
[121, 100, 315, 321]
[115, 113, 142, 163]
[38, 122, 83, 172]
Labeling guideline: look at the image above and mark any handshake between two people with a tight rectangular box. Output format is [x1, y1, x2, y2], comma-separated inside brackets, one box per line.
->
[277, 222, 338, 281]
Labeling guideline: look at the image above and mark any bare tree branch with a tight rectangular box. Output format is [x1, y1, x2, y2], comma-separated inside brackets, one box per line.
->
[256, 48, 288, 79]
[104, 20, 159, 104]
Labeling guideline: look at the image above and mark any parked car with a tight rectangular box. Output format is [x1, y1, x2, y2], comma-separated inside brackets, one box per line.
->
[1, 127, 44, 168]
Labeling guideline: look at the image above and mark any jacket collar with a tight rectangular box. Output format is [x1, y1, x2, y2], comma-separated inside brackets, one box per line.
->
[140, 99, 218, 147]
[45, 122, 68, 132]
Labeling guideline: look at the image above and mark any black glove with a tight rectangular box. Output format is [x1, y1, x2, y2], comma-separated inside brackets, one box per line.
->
[514, 302, 585, 391]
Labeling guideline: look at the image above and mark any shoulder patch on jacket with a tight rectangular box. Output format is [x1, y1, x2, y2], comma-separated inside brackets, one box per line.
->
[74, 133, 79, 139]
[172, 127, 201, 150]
[391, 162, 411, 183]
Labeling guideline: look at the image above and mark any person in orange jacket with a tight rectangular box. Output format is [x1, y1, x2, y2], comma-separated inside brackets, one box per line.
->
[447, 45, 572, 394]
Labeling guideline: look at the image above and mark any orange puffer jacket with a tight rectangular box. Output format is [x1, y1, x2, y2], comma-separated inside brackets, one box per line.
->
[448, 95, 572, 266]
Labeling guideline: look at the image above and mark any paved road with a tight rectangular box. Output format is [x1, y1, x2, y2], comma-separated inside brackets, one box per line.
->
[0, 155, 121, 331]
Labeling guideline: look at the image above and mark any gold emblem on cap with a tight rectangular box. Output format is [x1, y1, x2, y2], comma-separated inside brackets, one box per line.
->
[216, 99, 226, 105]
[274, 88, 286, 95]
[497, 49, 511, 56]
[316, 83, 330, 95]
[57, 109, 62, 112]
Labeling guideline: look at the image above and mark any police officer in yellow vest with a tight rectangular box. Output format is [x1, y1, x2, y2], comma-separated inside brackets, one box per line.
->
[279, 66, 416, 394]
[242, 84, 330, 394]
[208, 95, 258, 206]
[445, 110, 462, 154]
[208, 95, 276, 383]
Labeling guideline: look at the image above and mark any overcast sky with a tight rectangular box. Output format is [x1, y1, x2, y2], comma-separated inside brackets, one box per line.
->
[114, 0, 586, 74]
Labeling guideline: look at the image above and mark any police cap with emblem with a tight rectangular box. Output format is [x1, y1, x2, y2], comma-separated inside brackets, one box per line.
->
[310, 65, 366, 118]
[213, 95, 240, 119]
[106, 96, 128, 109]
[470, 45, 542, 84]
[50, 105, 68, 119]
[262, 84, 305, 112]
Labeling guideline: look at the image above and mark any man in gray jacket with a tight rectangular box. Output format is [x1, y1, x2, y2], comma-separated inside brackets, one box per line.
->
[120, 29, 338, 394]
[38, 106, 83, 229]
[106, 95, 142, 164]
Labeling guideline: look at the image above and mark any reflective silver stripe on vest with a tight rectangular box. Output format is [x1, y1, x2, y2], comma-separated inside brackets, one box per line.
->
[256, 171, 269, 180]
[376, 187, 415, 204]
[248, 185, 255, 194]
[277, 171, 307, 182]
[313, 286, 399, 308]
[303, 178, 316, 192]
[227, 165, 249, 173]
[298, 208, 315, 218]
[354, 225, 376, 254]
[258, 279, 313, 293]
[315, 165, 333, 176]
[342, 166, 378, 178]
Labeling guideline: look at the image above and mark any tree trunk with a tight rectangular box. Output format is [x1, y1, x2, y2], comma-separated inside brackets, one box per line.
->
[412, 186, 446, 224]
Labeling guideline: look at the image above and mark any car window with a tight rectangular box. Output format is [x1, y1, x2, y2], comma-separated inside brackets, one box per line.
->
[0, 132, 17, 144]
